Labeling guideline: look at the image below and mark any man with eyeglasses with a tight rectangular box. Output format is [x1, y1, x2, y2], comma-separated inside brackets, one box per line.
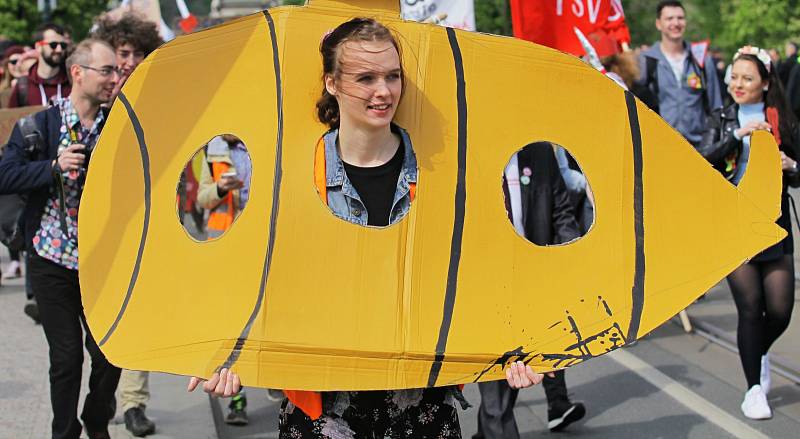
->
[92, 12, 163, 102]
[8, 23, 72, 108]
[0, 38, 120, 439]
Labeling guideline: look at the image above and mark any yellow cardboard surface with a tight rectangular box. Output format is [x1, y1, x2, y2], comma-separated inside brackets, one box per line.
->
[79, 0, 785, 390]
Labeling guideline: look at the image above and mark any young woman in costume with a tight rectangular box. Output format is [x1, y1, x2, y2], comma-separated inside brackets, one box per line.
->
[698, 45, 800, 420]
[189, 18, 543, 437]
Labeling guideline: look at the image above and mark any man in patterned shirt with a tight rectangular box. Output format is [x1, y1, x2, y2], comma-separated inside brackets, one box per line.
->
[0, 38, 120, 439]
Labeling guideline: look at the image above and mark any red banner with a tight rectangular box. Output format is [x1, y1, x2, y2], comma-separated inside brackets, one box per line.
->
[511, 0, 631, 56]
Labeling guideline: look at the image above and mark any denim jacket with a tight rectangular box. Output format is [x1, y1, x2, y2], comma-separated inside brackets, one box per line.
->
[321, 125, 418, 226]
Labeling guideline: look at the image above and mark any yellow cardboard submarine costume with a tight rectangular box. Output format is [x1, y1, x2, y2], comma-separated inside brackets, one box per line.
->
[79, 0, 785, 391]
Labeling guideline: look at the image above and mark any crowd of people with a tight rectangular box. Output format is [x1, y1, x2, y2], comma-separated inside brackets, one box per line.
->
[0, 0, 798, 438]
[629, 1, 799, 422]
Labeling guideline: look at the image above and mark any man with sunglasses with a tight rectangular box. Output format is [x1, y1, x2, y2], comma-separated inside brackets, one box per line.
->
[0, 38, 120, 439]
[8, 23, 71, 108]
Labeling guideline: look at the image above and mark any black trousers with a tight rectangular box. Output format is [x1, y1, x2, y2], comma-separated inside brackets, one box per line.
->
[25, 251, 34, 299]
[476, 370, 569, 439]
[28, 252, 120, 439]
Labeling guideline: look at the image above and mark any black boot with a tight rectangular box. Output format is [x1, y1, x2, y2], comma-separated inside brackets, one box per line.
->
[124, 406, 156, 437]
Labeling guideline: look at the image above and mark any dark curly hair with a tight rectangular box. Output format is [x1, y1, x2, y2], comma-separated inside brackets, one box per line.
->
[91, 13, 162, 57]
[316, 17, 402, 129]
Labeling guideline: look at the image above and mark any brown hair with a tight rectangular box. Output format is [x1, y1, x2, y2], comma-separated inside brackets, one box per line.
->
[316, 17, 401, 129]
[656, 1, 685, 18]
[32, 23, 67, 43]
[601, 51, 640, 89]
[91, 12, 163, 57]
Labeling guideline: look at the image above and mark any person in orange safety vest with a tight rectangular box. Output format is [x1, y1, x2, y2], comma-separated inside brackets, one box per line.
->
[197, 134, 251, 240]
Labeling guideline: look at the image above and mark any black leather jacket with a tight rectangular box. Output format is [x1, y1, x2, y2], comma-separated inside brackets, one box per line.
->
[698, 103, 800, 188]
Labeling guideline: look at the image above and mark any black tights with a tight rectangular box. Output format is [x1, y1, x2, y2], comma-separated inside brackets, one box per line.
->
[727, 255, 795, 389]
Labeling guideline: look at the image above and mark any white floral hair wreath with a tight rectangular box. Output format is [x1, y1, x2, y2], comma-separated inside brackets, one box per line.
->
[733, 45, 772, 72]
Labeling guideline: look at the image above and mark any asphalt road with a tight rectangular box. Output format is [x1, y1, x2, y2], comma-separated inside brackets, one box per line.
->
[4, 241, 800, 438]
[210, 319, 800, 439]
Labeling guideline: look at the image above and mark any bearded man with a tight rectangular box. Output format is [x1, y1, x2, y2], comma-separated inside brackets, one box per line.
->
[8, 23, 71, 107]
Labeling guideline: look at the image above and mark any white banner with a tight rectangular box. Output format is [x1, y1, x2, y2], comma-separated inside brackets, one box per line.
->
[401, 0, 475, 31]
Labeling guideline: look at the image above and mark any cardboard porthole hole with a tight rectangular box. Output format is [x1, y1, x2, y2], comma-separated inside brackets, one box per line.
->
[313, 134, 416, 228]
[502, 141, 594, 245]
[176, 134, 252, 241]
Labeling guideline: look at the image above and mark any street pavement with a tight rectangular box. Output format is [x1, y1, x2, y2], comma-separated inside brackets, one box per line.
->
[3, 245, 800, 438]
[0, 251, 215, 439]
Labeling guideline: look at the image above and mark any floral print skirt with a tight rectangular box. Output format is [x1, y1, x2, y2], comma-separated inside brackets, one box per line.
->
[279, 387, 462, 439]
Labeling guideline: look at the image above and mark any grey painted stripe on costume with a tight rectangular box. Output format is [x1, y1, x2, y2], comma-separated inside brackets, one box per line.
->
[624, 90, 645, 342]
[427, 27, 468, 387]
[98, 92, 152, 347]
[221, 9, 284, 369]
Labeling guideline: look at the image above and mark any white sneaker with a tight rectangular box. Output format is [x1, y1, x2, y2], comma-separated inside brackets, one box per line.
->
[760, 354, 771, 395]
[741, 385, 772, 420]
[2, 260, 21, 279]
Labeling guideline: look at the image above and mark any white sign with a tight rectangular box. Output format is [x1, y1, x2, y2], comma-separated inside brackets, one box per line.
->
[401, 0, 475, 31]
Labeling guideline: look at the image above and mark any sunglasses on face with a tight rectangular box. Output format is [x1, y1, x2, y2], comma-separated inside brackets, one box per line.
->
[38, 41, 68, 50]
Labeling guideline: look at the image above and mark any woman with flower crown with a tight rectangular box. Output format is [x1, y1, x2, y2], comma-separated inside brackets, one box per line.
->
[698, 45, 800, 420]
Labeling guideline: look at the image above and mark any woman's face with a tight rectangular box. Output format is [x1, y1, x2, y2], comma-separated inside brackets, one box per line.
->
[729, 59, 766, 105]
[326, 39, 402, 131]
[7, 53, 25, 78]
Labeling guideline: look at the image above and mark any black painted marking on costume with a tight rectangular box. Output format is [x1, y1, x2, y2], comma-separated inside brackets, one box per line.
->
[98, 92, 151, 347]
[427, 27, 468, 388]
[603, 301, 613, 317]
[563, 322, 626, 352]
[472, 346, 535, 383]
[539, 302, 629, 368]
[625, 91, 646, 342]
[222, 10, 284, 369]
[567, 314, 592, 357]
[599, 296, 613, 317]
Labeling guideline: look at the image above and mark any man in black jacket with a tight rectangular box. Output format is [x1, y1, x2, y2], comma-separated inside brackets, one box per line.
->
[474, 142, 586, 438]
[0, 38, 120, 439]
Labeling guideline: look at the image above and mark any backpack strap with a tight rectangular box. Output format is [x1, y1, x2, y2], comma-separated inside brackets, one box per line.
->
[646, 57, 659, 100]
[688, 52, 711, 115]
[641, 56, 661, 114]
[17, 114, 44, 157]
